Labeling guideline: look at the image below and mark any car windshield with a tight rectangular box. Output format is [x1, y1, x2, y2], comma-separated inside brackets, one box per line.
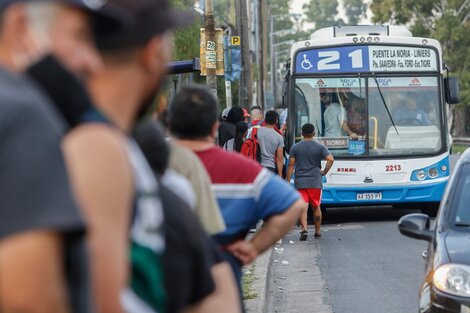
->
[294, 76, 443, 157]
[453, 164, 470, 227]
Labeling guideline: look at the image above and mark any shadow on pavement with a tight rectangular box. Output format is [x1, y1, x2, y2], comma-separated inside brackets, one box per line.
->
[320, 206, 421, 225]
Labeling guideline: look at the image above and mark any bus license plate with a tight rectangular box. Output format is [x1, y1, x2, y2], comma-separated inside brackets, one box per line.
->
[357, 192, 382, 200]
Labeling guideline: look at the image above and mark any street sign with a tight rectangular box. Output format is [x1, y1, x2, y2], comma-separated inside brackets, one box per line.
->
[231, 36, 241, 46]
[200, 28, 225, 76]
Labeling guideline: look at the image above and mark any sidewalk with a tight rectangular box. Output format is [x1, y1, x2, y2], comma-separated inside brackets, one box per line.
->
[244, 246, 273, 313]
[244, 227, 333, 313]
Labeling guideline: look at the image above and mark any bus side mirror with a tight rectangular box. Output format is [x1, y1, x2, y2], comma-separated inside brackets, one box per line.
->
[445, 77, 460, 104]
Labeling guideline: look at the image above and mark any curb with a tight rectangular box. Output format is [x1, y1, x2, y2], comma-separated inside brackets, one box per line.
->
[244, 246, 274, 313]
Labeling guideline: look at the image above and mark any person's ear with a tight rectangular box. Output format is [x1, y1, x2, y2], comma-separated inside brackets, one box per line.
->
[211, 121, 220, 138]
[139, 36, 164, 75]
[2, 4, 30, 66]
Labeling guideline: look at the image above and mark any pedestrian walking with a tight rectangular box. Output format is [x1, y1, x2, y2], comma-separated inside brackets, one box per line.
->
[286, 123, 334, 240]
[224, 121, 248, 152]
[0, 1, 122, 312]
[255, 110, 285, 176]
[168, 86, 304, 309]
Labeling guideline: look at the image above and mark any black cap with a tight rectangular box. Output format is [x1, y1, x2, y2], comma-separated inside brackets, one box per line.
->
[0, 0, 128, 38]
[94, 0, 195, 51]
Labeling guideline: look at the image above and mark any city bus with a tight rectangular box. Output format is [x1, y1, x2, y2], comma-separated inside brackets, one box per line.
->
[284, 25, 460, 215]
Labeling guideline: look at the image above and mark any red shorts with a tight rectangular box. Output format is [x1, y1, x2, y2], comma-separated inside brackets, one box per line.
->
[298, 188, 322, 207]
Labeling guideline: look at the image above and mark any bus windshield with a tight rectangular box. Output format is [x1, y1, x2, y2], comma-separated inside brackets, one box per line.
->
[294, 76, 442, 157]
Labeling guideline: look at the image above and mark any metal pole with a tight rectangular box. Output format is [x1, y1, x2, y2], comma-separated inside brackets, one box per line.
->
[205, 0, 217, 96]
[270, 14, 274, 93]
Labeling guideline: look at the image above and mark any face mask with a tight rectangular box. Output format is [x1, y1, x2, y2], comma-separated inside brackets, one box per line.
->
[26, 54, 94, 127]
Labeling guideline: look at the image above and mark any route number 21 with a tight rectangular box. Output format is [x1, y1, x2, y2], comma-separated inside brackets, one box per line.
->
[317, 49, 364, 70]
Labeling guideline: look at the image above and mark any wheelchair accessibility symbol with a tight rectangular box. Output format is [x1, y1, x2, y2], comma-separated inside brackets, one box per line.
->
[301, 54, 313, 70]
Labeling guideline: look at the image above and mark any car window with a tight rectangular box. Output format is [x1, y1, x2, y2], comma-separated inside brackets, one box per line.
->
[454, 164, 470, 226]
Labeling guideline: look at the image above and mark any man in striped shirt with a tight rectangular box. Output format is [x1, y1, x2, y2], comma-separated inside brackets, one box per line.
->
[169, 86, 304, 303]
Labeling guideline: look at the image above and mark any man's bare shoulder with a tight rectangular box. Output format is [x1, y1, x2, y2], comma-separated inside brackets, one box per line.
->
[63, 124, 128, 158]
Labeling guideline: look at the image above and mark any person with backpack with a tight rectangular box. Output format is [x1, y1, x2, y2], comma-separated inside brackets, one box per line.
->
[224, 121, 248, 152]
[254, 111, 285, 176]
[286, 123, 335, 241]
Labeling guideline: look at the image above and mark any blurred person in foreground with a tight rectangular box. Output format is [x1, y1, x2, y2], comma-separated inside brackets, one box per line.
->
[61, 0, 192, 312]
[134, 120, 241, 313]
[0, 1, 122, 312]
[169, 86, 304, 306]
[157, 101, 225, 235]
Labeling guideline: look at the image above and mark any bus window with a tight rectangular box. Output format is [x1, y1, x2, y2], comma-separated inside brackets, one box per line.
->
[368, 77, 441, 155]
[294, 78, 367, 157]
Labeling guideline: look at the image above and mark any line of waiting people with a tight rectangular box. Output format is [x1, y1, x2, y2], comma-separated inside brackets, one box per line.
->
[0, 1, 304, 313]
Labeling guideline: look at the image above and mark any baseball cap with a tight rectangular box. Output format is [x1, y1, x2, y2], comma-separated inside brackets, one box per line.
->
[221, 107, 230, 120]
[0, 0, 128, 37]
[94, 0, 195, 51]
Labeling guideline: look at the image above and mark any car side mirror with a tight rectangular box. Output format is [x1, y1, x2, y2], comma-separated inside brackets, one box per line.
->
[398, 213, 433, 242]
[445, 77, 460, 104]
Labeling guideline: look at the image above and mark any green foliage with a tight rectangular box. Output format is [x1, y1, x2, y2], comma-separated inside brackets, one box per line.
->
[303, 0, 342, 30]
[170, 0, 202, 61]
[343, 0, 367, 25]
[370, 0, 470, 105]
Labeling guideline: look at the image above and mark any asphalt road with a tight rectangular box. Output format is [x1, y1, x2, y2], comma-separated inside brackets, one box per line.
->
[320, 206, 428, 313]
[266, 206, 429, 313]
[265, 154, 461, 313]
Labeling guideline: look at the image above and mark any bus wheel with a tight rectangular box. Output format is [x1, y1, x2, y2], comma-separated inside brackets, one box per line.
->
[421, 203, 439, 217]
[320, 205, 328, 217]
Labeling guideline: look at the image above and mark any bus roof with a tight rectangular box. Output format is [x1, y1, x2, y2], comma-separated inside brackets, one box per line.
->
[310, 25, 412, 40]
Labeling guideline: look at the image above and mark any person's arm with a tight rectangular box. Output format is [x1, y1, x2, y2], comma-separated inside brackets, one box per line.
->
[286, 157, 295, 183]
[341, 121, 358, 139]
[183, 262, 241, 313]
[276, 147, 284, 176]
[63, 125, 133, 313]
[227, 199, 304, 265]
[321, 154, 334, 176]
[0, 231, 70, 313]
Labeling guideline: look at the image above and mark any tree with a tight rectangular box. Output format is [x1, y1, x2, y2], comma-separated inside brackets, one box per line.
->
[370, 0, 470, 135]
[343, 0, 367, 25]
[303, 0, 343, 30]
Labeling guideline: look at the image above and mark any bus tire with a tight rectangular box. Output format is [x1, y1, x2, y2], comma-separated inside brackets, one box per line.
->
[421, 203, 439, 217]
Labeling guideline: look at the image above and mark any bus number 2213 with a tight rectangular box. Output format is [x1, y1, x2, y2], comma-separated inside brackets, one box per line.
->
[386, 165, 402, 172]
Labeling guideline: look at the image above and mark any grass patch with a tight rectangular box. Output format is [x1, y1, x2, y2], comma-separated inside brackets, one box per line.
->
[452, 145, 468, 154]
[242, 265, 258, 300]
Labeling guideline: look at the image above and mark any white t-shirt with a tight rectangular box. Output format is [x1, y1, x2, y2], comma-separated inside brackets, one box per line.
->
[324, 102, 346, 137]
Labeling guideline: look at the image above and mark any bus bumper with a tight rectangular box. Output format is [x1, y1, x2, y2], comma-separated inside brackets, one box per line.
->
[321, 179, 448, 206]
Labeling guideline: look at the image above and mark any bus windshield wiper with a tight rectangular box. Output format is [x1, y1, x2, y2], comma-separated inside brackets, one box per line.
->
[372, 75, 399, 135]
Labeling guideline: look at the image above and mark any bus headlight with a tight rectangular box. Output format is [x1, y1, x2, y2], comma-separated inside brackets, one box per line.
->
[441, 165, 448, 172]
[417, 170, 426, 181]
[434, 264, 470, 297]
[428, 168, 438, 179]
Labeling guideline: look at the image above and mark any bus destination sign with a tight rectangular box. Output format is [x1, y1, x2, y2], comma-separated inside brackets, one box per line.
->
[295, 45, 438, 74]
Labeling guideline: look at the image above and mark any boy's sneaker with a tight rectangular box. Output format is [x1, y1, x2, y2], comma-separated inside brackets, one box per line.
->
[299, 230, 308, 241]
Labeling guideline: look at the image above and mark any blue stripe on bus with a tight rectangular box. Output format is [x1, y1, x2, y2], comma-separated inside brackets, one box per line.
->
[321, 179, 448, 205]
